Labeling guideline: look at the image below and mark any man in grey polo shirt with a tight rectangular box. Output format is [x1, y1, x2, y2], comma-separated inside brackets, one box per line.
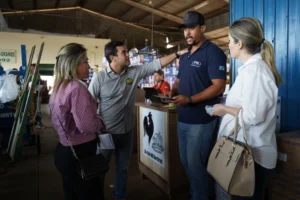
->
[89, 41, 186, 200]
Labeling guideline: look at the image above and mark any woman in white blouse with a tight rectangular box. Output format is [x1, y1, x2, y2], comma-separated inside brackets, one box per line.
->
[211, 17, 282, 200]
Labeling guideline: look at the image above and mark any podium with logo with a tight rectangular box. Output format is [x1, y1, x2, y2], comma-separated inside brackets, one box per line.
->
[135, 102, 188, 199]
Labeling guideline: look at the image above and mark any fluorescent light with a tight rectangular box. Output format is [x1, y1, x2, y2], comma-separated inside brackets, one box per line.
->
[194, 0, 210, 10]
[166, 37, 169, 44]
[166, 44, 174, 49]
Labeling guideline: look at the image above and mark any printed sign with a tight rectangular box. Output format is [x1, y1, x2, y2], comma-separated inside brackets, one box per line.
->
[0, 49, 16, 63]
[140, 107, 165, 167]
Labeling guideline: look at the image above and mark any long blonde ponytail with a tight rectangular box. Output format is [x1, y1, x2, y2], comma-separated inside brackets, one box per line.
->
[230, 17, 282, 87]
[261, 40, 282, 86]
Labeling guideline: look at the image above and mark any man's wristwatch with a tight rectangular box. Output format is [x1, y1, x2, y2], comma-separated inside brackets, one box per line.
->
[175, 51, 180, 59]
[187, 96, 193, 105]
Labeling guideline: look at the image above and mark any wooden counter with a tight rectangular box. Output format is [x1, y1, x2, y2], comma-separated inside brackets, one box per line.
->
[135, 102, 188, 199]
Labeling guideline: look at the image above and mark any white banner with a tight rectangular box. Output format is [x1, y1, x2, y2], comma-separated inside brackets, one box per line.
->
[0, 49, 16, 63]
[140, 107, 165, 167]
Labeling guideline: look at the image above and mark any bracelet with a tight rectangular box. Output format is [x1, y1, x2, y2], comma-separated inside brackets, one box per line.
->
[175, 52, 180, 59]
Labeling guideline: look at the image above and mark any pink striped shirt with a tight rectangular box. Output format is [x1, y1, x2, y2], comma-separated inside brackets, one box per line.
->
[49, 80, 104, 146]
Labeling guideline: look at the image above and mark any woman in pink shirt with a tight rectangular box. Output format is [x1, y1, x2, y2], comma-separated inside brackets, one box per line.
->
[49, 43, 105, 200]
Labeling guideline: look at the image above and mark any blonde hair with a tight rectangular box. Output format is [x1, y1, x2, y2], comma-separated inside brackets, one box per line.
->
[52, 43, 87, 97]
[229, 17, 282, 86]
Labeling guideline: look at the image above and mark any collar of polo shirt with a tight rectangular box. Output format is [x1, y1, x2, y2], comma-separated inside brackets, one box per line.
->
[107, 64, 128, 75]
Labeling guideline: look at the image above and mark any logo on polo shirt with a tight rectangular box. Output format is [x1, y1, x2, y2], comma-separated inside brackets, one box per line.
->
[126, 78, 133, 85]
[219, 66, 225, 71]
[191, 60, 201, 68]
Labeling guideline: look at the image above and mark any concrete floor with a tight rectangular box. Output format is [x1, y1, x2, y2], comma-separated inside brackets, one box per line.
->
[0, 105, 187, 200]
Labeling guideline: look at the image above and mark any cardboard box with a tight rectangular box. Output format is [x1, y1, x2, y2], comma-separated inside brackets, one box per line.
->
[269, 132, 300, 199]
[276, 131, 300, 170]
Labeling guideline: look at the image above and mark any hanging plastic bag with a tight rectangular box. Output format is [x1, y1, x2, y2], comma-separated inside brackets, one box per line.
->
[0, 74, 6, 90]
[0, 74, 19, 103]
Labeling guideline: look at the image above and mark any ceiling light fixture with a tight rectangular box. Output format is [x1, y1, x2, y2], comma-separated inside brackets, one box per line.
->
[166, 44, 174, 49]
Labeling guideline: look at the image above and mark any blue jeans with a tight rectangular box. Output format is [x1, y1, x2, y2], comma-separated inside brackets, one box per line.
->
[177, 120, 217, 200]
[103, 130, 133, 199]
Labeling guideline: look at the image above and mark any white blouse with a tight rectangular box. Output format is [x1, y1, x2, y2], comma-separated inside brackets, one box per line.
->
[218, 53, 278, 169]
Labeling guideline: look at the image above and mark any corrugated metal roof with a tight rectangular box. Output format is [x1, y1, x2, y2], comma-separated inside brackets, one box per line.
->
[0, 0, 229, 51]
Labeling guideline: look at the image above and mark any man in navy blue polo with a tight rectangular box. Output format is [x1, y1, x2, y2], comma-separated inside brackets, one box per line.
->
[171, 11, 227, 200]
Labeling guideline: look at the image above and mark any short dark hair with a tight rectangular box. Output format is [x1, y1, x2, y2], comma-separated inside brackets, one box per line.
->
[154, 69, 164, 76]
[105, 41, 124, 63]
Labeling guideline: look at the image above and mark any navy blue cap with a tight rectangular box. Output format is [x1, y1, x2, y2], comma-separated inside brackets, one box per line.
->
[178, 11, 205, 29]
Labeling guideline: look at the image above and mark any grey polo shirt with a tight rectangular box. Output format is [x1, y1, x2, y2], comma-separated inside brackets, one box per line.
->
[88, 59, 161, 134]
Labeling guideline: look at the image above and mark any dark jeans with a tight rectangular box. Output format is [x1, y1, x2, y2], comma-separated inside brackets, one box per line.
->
[177, 120, 217, 200]
[54, 139, 104, 200]
[101, 130, 133, 199]
[235, 163, 272, 200]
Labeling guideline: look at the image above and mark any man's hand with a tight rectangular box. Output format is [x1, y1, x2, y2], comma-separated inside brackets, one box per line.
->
[166, 91, 173, 97]
[172, 95, 189, 106]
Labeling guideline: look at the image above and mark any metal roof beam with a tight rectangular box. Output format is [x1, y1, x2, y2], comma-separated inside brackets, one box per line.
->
[130, 0, 170, 23]
[80, 7, 165, 36]
[2, 7, 79, 15]
[119, 0, 182, 24]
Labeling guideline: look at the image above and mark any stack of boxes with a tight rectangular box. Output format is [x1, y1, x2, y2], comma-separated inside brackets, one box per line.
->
[269, 132, 300, 200]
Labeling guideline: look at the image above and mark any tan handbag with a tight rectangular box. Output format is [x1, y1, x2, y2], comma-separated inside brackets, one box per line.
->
[207, 108, 255, 197]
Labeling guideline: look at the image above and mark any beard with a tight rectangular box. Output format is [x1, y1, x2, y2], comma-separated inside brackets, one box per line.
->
[185, 36, 200, 47]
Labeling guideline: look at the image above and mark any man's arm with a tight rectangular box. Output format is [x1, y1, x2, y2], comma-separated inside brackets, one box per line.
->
[159, 49, 187, 67]
[191, 79, 226, 103]
[172, 79, 225, 106]
[137, 49, 188, 79]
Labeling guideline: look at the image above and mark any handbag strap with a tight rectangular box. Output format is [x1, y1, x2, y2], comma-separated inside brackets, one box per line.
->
[50, 104, 80, 161]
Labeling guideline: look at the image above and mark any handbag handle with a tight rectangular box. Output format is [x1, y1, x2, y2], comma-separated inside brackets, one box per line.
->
[227, 108, 249, 146]
[219, 108, 253, 167]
